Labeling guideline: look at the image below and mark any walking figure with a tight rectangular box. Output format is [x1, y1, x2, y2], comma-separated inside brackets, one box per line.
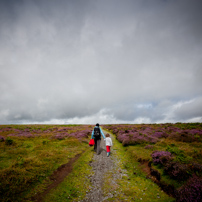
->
[105, 134, 113, 157]
[91, 123, 106, 155]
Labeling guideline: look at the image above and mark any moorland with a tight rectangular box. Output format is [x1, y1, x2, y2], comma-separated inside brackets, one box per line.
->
[0, 123, 201, 201]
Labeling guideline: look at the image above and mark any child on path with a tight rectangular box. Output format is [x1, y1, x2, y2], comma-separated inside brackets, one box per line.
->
[105, 134, 113, 157]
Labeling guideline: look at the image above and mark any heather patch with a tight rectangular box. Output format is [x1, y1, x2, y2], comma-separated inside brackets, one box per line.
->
[104, 123, 202, 145]
[151, 151, 172, 165]
[103, 123, 202, 201]
[0, 135, 5, 141]
[176, 175, 202, 202]
[163, 161, 191, 181]
[144, 144, 154, 150]
[151, 148, 200, 182]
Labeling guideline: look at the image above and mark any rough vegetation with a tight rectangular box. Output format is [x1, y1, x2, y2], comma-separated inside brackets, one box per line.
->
[0, 125, 92, 202]
[0, 123, 202, 201]
[103, 123, 202, 202]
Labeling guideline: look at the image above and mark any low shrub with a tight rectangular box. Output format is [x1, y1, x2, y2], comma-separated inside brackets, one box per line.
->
[0, 167, 37, 201]
[176, 175, 202, 202]
[191, 163, 202, 174]
[169, 131, 200, 143]
[166, 145, 193, 164]
[166, 145, 183, 156]
[5, 137, 14, 145]
[54, 134, 66, 140]
[144, 145, 154, 149]
[164, 161, 191, 181]
[151, 151, 172, 165]
[0, 136, 5, 142]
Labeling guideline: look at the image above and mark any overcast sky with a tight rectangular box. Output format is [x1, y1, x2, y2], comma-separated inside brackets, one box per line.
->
[0, 0, 202, 124]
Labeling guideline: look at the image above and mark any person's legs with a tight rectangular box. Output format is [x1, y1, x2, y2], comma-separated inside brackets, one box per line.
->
[106, 146, 110, 156]
[96, 139, 101, 154]
[94, 139, 97, 152]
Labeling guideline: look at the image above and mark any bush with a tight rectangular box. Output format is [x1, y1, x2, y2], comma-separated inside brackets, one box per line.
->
[160, 155, 173, 165]
[0, 136, 5, 142]
[176, 175, 202, 202]
[151, 151, 172, 165]
[54, 134, 65, 140]
[169, 131, 196, 143]
[144, 145, 154, 149]
[5, 137, 14, 145]
[166, 145, 183, 156]
[191, 163, 202, 174]
[164, 161, 190, 181]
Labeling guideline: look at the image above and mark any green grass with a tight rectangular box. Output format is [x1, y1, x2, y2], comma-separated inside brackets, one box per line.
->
[112, 138, 200, 194]
[43, 147, 94, 202]
[102, 132, 175, 202]
[0, 125, 91, 202]
[103, 123, 202, 202]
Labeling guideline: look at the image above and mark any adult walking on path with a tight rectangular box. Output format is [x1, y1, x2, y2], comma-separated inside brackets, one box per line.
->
[91, 123, 106, 155]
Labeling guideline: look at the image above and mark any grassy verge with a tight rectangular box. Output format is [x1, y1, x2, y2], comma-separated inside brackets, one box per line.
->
[43, 146, 94, 202]
[102, 132, 175, 202]
[125, 138, 201, 189]
[103, 124, 202, 201]
[0, 125, 92, 202]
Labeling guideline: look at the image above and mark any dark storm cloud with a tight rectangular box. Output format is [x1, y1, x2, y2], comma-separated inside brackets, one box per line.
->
[0, 0, 202, 124]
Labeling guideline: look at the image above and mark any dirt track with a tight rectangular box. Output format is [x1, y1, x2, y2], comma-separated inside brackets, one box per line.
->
[81, 132, 125, 202]
[81, 137, 113, 201]
[31, 153, 82, 202]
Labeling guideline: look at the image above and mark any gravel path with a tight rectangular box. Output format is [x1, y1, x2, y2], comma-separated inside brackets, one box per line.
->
[81, 132, 123, 202]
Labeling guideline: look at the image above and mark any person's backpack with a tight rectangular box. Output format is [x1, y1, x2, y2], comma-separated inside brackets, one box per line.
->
[94, 127, 101, 138]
